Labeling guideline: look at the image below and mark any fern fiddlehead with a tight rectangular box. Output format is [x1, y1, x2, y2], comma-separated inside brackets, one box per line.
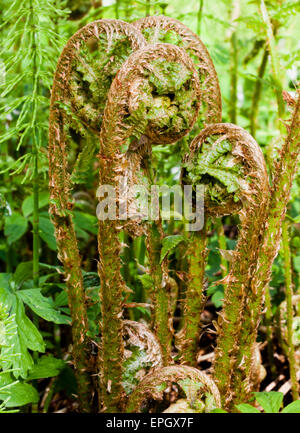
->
[133, 15, 222, 125]
[125, 365, 221, 413]
[254, 90, 300, 399]
[183, 123, 270, 409]
[133, 15, 222, 367]
[97, 42, 201, 411]
[49, 19, 146, 411]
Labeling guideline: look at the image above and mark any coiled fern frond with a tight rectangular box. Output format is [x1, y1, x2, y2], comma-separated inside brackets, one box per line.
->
[97, 42, 200, 411]
[133, 15, 222, 126]
[125, 365, 221, 413]
[49, 19, 146, 412]
[183, 123, 270, 409]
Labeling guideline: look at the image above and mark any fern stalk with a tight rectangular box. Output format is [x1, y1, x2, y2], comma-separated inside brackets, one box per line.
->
[260, 0, 285, 124]
[228, 0, 240, 124]
[29, 0, 40, 289]
[254, 89, 300, 391]
[250, 46, 268, 138]
[264, 285, 277, 378]
[180, 223, 208, 366]
[259, 4, 299, 399]
[217, 219, 228, 277]
[146, 221, 173, 364]
[197, 0, 204, 36]
[49, 20, 148, 411]
[97, 42, 200, 411]
[188, 124, 270, 409]
[282, 219, 299, 400]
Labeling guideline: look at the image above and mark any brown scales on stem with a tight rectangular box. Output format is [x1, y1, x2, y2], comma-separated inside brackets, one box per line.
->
[184, 123, 269, 409]
[49, 19, 146, 412]
[133, 15, 222, 367]
[97, 42, 201, 411]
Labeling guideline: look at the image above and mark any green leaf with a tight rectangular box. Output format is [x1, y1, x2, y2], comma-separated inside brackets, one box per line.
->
[293, 256, 300, 273]
[211, 287, 224, 308]
[0, 273, 11, 290]
[211, 408, 228, 413]
[15, 296, 45, 353]
[4, 213, 28, 245]
[254, 391, 283, 413]
[53, 290, 68, 308]
[17, 289, 71, 325]
[281, 401, 300, 413]
[73, 211, 98, 238]
[71, 138, 96, 184]
[31, 213, 57, 251]
[0, 287, 45, 378]
[236, 403, 261, 413]
[27, 355, 65, 380]
[22, 191, 49, 217]
[138, 274, 154, 291]
[160, 235, 185, 263]
[178, 378, 203, 403]
[0, 374, 39, 407]
[13, 262, 61, 289]
[13, 262, 34, 289]
[122, 348, 152, 395]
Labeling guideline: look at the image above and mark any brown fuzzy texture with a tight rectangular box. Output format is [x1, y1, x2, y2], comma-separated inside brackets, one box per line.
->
[133, 15, 222, 125]
[186, 123, 270, 409]
[124, 320, 163, 368]
[97, 42, 201, 412]
[49, 19, 146, 412]
[179, 229, 208, 366]
[255, 90, 300, 306]
[125, 365, 221, 412]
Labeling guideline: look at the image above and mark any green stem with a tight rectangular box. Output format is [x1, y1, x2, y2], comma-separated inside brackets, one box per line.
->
[260, 1, 285, 130]
[146, 220, 172, 365]
[282, 220, 299, 400]
[264, 286, 277, 379]
[143, 158, 172, 364]
[217, 219, 227, 277]
[197, 0, 204, 36]
[32, 149, 39, 287]
[115, 0, 120, 18]
[228, 0, 240, 124]
[43, 377, 57, 413]
[29, 2, 40, 412]
[98, 219, 124, 411]
[49, 96, 93, 413]
[254, 89, 300, 390]
[180, 222, 208, 366]
[145, 0, 150, 16]
[1, 140, 12, 273]
[208, 124, 269, 410]
[29, 0, 39, 289]
[250, 46, 268, 138]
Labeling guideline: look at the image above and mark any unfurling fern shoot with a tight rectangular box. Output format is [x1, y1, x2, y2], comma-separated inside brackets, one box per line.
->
[133, 15, 222, 366]
[183, 123, 270, 409]
[97, 42, 200, 411]
[49, 19, 146, 411]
